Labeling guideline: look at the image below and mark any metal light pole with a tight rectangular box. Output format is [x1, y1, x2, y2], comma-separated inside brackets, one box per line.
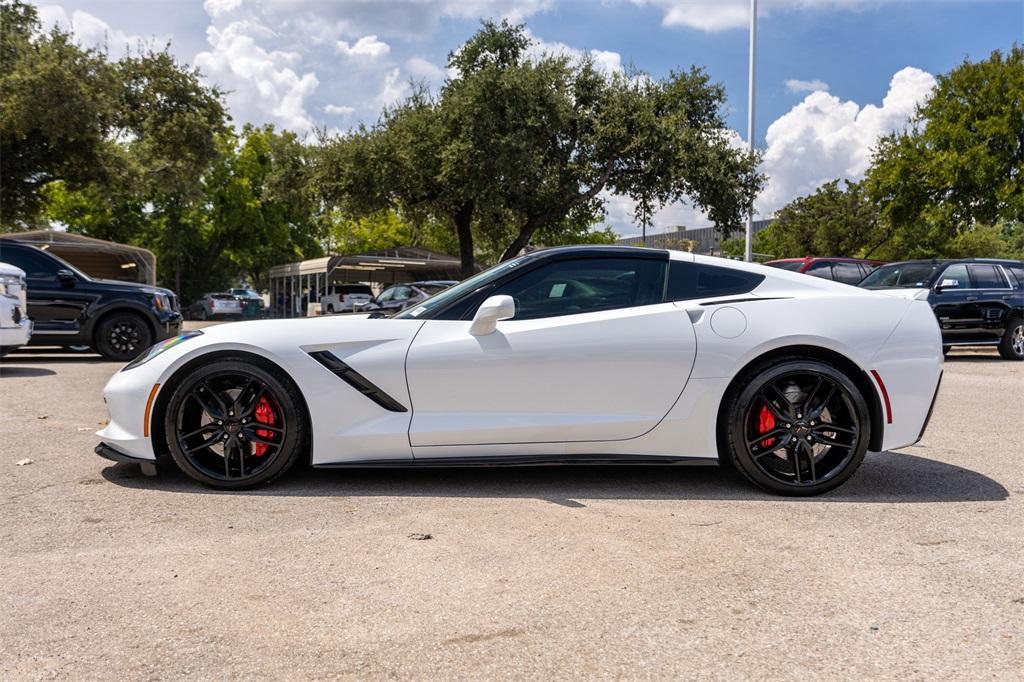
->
[744, 0, 757, 262]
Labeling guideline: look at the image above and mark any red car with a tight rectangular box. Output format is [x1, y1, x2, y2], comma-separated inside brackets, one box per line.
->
[764, 257, 884, 285]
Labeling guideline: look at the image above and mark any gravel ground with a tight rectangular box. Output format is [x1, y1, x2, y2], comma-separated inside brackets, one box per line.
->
[1, 343, 1022, 680]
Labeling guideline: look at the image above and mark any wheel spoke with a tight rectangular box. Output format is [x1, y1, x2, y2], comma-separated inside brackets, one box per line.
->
[787, 446, 802, 483]
[193, 385, 225, 420]
[799, 440, 817, 482]
[181, 423, 220, 440]
[240, 386, 267, 418]
[758, 388, 792, 423]
[242, 428, 279, 447]
[747, 428, 789, 450]
[812, 431, 849, 448]
[812, 423, 856, 436]
[807, 382, 835, 420]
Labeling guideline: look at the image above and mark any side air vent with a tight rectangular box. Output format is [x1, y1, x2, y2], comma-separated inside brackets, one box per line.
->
[307, 351, 408, 412]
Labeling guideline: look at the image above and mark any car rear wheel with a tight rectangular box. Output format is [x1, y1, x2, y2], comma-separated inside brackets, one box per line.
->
[164, 359, 305, 489]
[998, 319, 1024, 361]
[723, 359, 871, 496]
[94, 312, 153, 362]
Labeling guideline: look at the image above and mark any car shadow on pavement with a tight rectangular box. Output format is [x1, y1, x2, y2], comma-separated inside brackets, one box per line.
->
[100, 449, 1008, 505]
[0, 365, 57, 377]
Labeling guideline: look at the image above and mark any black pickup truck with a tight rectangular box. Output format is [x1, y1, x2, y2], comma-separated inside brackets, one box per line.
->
[0, 240, 182, 361]
[859, 258, 1024, 360]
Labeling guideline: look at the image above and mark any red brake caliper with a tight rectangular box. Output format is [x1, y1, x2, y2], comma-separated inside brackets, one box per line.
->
[757, 403, 776, 448]
[253, 396, 275, 457]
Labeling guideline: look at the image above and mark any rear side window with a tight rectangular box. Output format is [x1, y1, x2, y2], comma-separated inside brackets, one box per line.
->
[805, 261, 834, 280]
[0, 245, 59, 279]
[766, 261, 804, 272]
[832, 262, 864, 285]
[666, 261, 765, 301]
[1006, 264, 1024, 288]
[966, 264, 1009, 289]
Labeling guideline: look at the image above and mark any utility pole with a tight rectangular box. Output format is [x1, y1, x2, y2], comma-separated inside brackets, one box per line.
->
[745, 0, 757, 263]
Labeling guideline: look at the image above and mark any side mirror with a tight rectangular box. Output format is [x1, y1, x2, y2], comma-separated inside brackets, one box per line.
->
[936, 278, 959, 291]
[57, 269, 77, 288]
[469, 295, 515, 336]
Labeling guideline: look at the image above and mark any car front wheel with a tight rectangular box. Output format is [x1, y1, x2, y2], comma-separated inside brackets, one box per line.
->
[94, 312, 153, 361]
[164, 359, 305, 489]
[998, 319, 1024, 361]
[723, 359, 871, 496]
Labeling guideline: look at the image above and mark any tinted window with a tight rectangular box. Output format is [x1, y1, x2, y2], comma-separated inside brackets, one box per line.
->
[805, 261, 834, 280]
[391, 286, 413, 301]
[831, 262, 864, 285]
[937, 264, 969, 289]
[0, 245, 59, 279]
[210, 293, 235, 300]
[766, 261, 804, 272]
[492, 257, 666, 321]
[666, 261, 765, 301]
[341, 285, 373, 295]
[966, 264, 1009, 289]
[1006, 265, 1024, 288]
[416, 284, 448, 295]
[859, 263, 938, 288]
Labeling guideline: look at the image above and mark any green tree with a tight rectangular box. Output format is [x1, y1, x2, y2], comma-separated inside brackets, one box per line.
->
[760, 180, 888, 258]
[1, 0, 119, 226]
[868, 46, 1024, 244]
[316, 21, 762, 276]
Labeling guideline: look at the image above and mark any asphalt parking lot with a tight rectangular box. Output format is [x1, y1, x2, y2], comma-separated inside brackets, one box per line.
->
[1, 340, 1022, 679]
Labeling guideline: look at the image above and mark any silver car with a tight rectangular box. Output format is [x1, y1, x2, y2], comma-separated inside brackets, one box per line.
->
[188, 293, 243, 320]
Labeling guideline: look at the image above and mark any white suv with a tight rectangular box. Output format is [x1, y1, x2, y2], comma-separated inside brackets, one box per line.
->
[0, 262, 32, 357]
[320, 284, 374, 314]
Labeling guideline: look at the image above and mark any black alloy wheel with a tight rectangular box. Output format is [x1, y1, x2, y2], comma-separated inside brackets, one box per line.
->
[164, 359, 305, 489]
[95, 312, 153, 362]
[724, 359, 871, 496]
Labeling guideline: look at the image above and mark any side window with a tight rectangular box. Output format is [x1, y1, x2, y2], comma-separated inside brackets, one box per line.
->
[377, 288, 394, 303]
[666, 261, 766, 301]
[0, 246, 59, 279]
[805, 261, 834, 280]
[391, 286, 413, 301]
[492, 257, 666, 321]
[832, 262, 864, 284]
[966, 264, 1009, 289]
[938, 264, 969, 289]
[1006, 265, 1024, 288]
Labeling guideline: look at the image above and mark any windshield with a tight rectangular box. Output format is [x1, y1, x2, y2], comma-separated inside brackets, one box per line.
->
[416, 283, 449, 295]
[210, 293, 237, 300]
[859, 263, 938, 288]
[395, 257, 530, 318]
[231, 289, 259, 297]
[766, 261, 804, 272]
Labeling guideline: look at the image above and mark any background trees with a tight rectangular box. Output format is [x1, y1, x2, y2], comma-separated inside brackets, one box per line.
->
[315, 21, 763, 276]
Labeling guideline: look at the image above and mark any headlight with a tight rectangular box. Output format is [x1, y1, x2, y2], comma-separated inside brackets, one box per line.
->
[122, 330, 203, 371]
[152, 292, 172, 311]
[0, 273, 24, 297]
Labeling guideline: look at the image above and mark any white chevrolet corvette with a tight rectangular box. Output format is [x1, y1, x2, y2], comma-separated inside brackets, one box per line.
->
[96, 246, 943, 495]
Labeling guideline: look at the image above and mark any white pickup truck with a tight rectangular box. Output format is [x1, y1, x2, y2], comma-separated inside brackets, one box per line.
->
[0, 262, 32, 357]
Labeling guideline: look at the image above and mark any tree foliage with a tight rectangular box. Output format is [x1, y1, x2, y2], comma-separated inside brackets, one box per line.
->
[316, 21, 762, 276]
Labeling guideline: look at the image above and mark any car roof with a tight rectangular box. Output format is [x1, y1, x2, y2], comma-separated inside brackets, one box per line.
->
[879, 258, 1024, 266]
[764, 257, 883, 264]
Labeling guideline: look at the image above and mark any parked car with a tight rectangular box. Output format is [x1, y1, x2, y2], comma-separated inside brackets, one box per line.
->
[859, 258, 1024, 360]
[765, 257, 884, 285]
[320, 284, 374, 314]
[0, 262, 32, 357]
[229, 288, 265, 318]
[97, 245, 943, 496]
[359, 281, 458, 314]
[188, 293, 243, 321]
[0, 240, 181, 361]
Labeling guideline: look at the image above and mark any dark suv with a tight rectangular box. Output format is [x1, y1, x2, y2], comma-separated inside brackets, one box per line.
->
[859, 258, 1024, 360]
[0, 240, 182, 361]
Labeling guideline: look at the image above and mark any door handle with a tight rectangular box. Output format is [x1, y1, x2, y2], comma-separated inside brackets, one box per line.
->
[966, 296, 978, 301]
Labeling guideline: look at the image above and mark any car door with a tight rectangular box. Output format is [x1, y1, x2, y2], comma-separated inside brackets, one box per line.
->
[405, 256, 697, 449]
[931, 263, 975, 342]
[0, 246, 93, 335]
[966, 263, 1013, 340]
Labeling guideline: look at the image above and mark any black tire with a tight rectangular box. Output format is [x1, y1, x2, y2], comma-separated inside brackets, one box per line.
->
[722, 358, 871, 496]
[164, 358, 305, 490]
[94, 312, 153, 362]
[942, 345, 951, 356]
[199, 308, 207, 321]
[327, 304, 335, 314]
[997, 318, 1024, 361]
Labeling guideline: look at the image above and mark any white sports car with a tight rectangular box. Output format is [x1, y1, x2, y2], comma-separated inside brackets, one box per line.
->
[96, 246, 944, 496]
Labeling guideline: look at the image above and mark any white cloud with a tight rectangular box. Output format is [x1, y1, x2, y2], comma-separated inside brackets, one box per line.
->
[377, 68, 409, 108]
[785, 78, 829, 93]
[633, 0, 892, 33]
[406, 57, 447, 81]
[525, 30, 624, 75]
[336, 35, 391, 59]
[36, 5, 162, 56]
[325, 104, 356, 115]
[757, 66, 936, 215]
[203, 0, 243, 18]
[195, 19, 320, 132]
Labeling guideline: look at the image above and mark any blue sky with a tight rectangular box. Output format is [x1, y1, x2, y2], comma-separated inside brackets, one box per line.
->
[32, 0, 1023, 234]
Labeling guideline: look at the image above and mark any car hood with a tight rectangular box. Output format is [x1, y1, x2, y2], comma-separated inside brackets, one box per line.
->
[89, 277, 176, 297]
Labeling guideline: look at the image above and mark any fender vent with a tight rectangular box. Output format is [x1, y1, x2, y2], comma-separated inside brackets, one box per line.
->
[307, 351, 408, 412]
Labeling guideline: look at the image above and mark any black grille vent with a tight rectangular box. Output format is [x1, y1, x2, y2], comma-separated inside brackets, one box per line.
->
[307, 351, 408, 412]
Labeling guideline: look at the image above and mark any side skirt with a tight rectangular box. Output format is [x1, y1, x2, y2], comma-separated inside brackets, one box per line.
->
[313, 454, 719, 468]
